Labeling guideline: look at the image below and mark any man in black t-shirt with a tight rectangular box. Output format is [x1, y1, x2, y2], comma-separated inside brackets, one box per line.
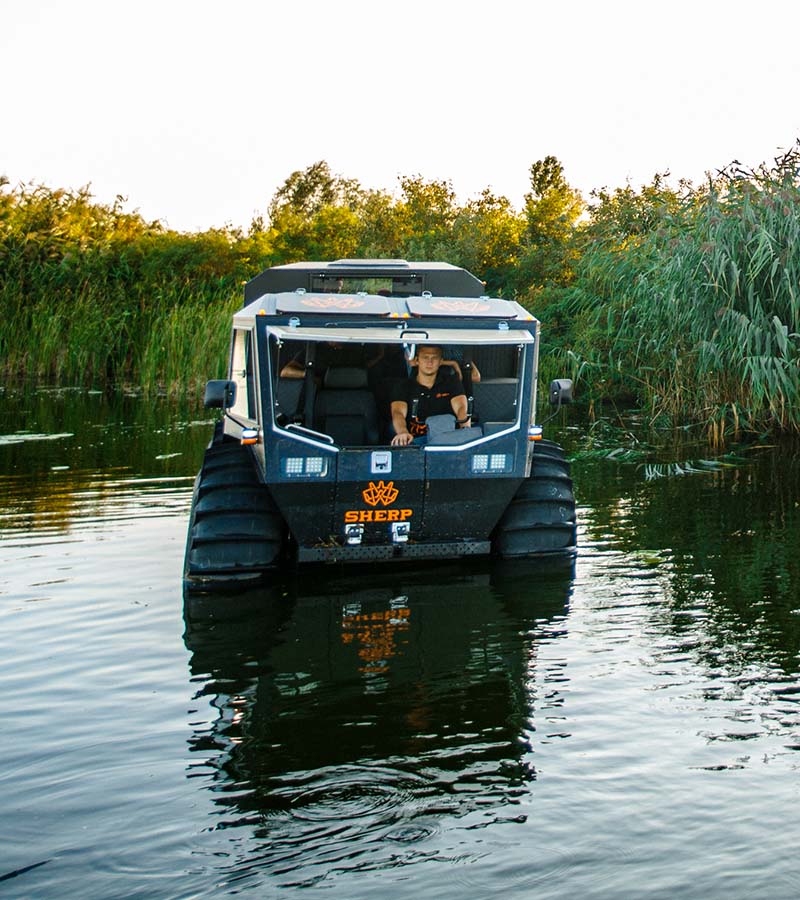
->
[390, 345, 471, 446]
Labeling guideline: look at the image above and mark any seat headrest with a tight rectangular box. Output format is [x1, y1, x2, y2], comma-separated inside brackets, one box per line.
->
[323, 366, 368, 389]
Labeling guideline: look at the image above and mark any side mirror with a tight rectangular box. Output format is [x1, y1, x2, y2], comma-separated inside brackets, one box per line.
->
[549, 378, 573, 406]
[204, 379, 237, 409]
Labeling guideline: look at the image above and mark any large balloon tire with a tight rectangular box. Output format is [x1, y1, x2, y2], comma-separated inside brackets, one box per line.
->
[184, 434, 286, 588]
[492, 443, 577, 558]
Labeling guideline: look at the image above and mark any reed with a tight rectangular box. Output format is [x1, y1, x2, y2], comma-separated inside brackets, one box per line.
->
[135, 294, 240, 395]
[0, 183, 256, 391]
[564, 145, 800, 439]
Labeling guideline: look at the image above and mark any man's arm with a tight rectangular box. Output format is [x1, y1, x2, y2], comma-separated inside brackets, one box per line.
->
[279, 349, 305, 379]
[440, 359, 481, 382]
[441, 359, 463, 379]
[390, 400, 413, 446]
[450, 393, 471, 428]
[279, 359, 305, 379]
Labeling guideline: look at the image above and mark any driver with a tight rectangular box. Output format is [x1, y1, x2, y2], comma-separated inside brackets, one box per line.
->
[390, 345, 471, 446]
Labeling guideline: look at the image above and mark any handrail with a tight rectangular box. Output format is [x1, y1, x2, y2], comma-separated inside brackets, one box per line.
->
[286, 423, 335, 445]
[400, 329, 429, 340]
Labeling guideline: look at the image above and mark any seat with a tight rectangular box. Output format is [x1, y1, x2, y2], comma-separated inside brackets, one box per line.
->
[471, 345, 517, 378]
[471, 378, 519, 423]
[313, 367, 380, 446]
[274, 377, 304, 422]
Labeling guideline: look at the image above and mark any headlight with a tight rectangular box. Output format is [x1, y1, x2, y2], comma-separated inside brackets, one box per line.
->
[472, 453, 510, 473]
[282, 456, 328, 477]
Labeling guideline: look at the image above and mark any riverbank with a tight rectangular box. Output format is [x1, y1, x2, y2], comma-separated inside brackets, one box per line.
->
[3, 146, 800, 439]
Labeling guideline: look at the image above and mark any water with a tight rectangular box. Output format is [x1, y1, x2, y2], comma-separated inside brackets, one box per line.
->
[2, 386, 800, 898]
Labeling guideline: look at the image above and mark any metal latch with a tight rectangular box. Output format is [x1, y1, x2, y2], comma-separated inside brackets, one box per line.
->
[345, 524, 364, 545]
[371, 451, 392, 474]
[390, 522, 410, 543]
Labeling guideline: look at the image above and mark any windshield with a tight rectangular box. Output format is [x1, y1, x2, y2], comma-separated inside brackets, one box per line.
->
[269, 335, 523, 447]
[308, 274, 424, 296]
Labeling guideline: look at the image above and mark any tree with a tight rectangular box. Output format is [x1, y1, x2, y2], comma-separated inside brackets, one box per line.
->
[395, 175, 458, 260]
[356, 189, 407, 258]
[516, 156, 584, 292]
[265, 161, 366, 263]
[585, 172, 688, 248]
[451, 189, 524, 296]
[268, 161, 363, 221]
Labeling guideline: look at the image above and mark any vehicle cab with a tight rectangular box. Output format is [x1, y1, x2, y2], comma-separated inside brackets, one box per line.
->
[186, 260, 575, 585]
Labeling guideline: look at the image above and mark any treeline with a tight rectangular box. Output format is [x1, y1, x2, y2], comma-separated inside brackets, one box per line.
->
[2, 145, 800, 439]
[0, 158, 581, 392]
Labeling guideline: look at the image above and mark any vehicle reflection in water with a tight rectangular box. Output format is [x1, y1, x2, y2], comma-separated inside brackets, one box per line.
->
[183, 559, 573, 887]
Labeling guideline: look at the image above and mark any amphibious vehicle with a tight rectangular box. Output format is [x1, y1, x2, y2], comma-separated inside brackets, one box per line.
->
[184, 259, 576, 588]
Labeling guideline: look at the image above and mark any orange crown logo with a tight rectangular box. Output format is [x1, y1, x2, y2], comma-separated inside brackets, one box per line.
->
[362, 480, 399, 507]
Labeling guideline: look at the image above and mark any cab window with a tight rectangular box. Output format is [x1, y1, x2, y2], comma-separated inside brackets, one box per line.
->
[230, 329, 257, 421]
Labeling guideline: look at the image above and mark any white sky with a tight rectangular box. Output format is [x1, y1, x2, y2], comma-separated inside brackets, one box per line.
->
[4, 0, 800, 233]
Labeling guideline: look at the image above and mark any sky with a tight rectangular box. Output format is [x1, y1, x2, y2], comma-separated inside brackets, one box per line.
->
[4, 0, 800, 233]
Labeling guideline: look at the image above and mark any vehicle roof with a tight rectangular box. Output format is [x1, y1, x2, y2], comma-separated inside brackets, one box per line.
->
[235, 291, 537, 333]
[264, 324, 535, 345]
[243, 259, 486, 302]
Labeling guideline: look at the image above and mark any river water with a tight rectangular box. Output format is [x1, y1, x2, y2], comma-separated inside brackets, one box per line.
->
[2, 385, 800, 899]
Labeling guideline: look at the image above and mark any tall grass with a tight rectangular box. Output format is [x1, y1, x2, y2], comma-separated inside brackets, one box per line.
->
[135, 296, 240, 393]
[0, 183, 256, 392]
[563, 145, 800, 440]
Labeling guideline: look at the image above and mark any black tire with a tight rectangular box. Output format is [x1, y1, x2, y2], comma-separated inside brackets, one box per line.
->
[531, 439, 570, 470]
[535, 438, 566, 459]
[184, 432, 286, 588]
[492, 442, 577, 558]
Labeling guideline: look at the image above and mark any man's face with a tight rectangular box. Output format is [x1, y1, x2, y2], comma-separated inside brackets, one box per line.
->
[415, 347, 443, 377]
